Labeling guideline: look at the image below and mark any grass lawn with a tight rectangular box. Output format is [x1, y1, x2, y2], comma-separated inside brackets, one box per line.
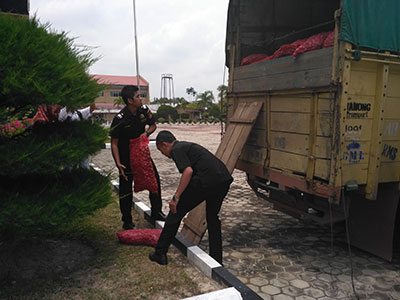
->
[0, 195, 220, 300]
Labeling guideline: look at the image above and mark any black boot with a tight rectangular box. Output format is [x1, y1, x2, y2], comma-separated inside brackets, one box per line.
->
[149, 251, 168, 265]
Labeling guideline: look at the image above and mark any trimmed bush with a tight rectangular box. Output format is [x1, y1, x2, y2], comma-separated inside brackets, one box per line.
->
[0, 16, 112, 237]
[0, 16, 103, 120]
[0, 169, 112, 236]
[0, 121, 108, 177]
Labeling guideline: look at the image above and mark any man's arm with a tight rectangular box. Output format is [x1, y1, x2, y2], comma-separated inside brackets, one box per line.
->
[111, 138, 128, 181]
[170, 166, 193, 214]
[145, 123, 157, 137]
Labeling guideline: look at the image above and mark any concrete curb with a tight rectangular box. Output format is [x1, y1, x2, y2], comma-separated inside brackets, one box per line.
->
[106, 174, 262, 300]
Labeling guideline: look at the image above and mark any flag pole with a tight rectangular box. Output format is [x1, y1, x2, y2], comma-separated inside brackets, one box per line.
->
[132, 0, 140, 92]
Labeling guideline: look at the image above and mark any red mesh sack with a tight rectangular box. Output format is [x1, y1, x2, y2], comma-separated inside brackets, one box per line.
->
[240, 54, 269, 66]
[271, 38, 306, 59]
[129, 135, 158, 193]
[116, 229, 162, 247]
[323, 31, 335, 48]
[33, 104, 60, 124]
[293, 32, 330, 57]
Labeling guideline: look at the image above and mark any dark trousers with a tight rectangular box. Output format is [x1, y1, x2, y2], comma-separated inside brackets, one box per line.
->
[155, 180, 231, 264]
[119, 159, 162, 224]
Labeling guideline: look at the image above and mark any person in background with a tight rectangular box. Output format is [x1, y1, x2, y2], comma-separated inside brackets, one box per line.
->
[58, 103, 96, 169]
[110, 85, 165, 230]
[149, 130, 233, 265]
[58, 103, 96, 122]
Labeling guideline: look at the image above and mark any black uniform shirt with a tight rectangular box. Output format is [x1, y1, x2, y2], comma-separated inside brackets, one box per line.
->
[171, 141, 233, 189]
[110, 105, 155, 171]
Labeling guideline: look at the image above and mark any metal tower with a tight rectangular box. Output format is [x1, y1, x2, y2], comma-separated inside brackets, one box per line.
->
[160, 74, 175, 100]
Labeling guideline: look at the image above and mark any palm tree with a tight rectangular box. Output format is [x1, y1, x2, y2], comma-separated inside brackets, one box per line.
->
[196, 90, 215, 110]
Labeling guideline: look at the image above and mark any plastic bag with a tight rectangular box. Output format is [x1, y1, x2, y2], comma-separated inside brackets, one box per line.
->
[129, 135, 158, 193]
[116, 229, 162, 247]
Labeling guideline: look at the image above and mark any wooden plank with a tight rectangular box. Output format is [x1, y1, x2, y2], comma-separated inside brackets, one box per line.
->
[240, 145, 267, 166]
[379, 161, 400, 182]
[270, 96, 311, 113]
[253, 110, 266, 129]
[315, 159, 330, 180]
[384, 98, 400, 120]
[234, 47, 333, 81]
[347, 69, 378, 97]
[225, 103, 263, 171]
[387, 65, 400, 96]
[247, 128, 267, 147]
[271, 112, 310, 134]
[342, 164, 369, 185]
[233, 67, 332, 93]
[306, 93, 319, 182]
[270, 149, 308, 174]
[270, 132, 308, 155]
[215, 102, 247, 158]
[382, 119, 400, 141]
[181, 101, 263, 244]
[366, 63, 389, 199]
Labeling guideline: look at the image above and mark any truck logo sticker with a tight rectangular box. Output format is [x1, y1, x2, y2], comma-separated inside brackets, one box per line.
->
[382, 144, 398, 161]
[346, 142, 361, 150]
[383, 122, 399, 137]
[343, 142, 364, 164]
[345, 125, 362, 139]
[346, 102, 370, 119]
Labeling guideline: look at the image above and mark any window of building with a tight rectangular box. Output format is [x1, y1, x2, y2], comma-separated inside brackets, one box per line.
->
[98, 91, 104, 97]
[140, 93, 146, 98]
[110, 91, 121, 97]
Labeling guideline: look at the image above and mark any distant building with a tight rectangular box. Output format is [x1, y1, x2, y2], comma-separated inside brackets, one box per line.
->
[92, 74, 150, 125]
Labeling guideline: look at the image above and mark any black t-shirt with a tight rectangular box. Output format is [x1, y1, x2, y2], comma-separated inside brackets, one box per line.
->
[171, 141, 233, 189]
[110, 105, 155, 171]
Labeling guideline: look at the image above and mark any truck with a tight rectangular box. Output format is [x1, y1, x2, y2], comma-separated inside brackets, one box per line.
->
[224, 0, 400, 261]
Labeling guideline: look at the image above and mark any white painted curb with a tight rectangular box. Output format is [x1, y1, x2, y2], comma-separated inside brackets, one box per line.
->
[181, 287, 242, 300]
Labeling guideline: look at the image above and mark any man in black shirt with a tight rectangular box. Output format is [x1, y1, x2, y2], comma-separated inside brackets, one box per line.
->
[110, 85, 165, 230]
[149, 130, 233, 265]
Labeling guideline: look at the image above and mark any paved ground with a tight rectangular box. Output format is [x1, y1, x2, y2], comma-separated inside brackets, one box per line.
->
[92, 124, 400, 300]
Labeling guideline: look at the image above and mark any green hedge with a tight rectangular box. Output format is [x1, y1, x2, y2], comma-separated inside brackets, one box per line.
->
[0, 15, 103, 122]
[0, 169, 113, 237]
[0, 121, 108, 177]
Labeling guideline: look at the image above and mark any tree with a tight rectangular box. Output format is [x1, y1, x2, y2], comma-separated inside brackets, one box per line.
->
[175, 97, 189, 108]
[0, 16, 112, 237]
[156, 105, 178, 122]
[217, 84, 228, 119]
[114, 96, 124, 106]
[196, 90, 215, 111]
[186, 87, 197, 102]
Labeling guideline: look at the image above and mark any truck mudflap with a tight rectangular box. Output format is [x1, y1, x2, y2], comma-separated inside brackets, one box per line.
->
[347, 182, 400, 261]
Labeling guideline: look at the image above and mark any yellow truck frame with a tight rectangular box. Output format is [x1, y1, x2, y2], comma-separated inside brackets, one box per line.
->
[227, 9, 400, 261]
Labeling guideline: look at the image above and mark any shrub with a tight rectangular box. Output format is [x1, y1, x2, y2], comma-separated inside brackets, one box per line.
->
[156, 105, 178, 122]
[0, 16, 112, 237]
[0, 169, 112, 236]
[157, 117, 166, 123]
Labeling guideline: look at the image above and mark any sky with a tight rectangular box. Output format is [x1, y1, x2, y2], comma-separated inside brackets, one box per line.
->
[29, 0, 230, 101]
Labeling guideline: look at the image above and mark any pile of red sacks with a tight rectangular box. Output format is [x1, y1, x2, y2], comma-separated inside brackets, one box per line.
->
[240, 31, 335, 66]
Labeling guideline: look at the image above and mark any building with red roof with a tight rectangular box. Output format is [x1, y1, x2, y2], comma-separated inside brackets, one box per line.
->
[91, 74, 150, 124]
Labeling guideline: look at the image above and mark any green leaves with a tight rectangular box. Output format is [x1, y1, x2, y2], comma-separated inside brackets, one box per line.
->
[0, 16, 104, 113]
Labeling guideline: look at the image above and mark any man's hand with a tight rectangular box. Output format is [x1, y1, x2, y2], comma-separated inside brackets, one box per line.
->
[117, 163, 128, 181]
[169, 196, 179, 214]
